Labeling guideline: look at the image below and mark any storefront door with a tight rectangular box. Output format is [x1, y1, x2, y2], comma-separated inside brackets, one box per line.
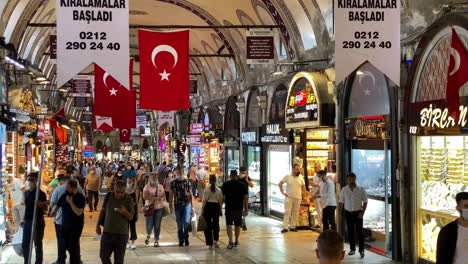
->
[246, 145, 261, 200]
[267, 144, 292, 217]
[225, 148, 240, 181]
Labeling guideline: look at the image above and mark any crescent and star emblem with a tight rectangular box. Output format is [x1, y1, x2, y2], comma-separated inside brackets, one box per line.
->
[103, 72, 118, 96]
[151, 45, 178, 81]
[121, 129, 128, 136]
[449, 47, 461, 76]
[358, 70, 376, 96]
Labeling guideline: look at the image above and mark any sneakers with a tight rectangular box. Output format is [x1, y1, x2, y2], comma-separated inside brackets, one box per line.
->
[348, 250, 356, 255]
[126, 243, 130, 249]
[227, 242, 235, 249]
[290, 228, 298, 232]
[234, 242, 240, 247]
[130, 244, 136, 250]
[281, 229, 288, 233]
[185, 240, 190, 246]
[360, 251, 365, 258]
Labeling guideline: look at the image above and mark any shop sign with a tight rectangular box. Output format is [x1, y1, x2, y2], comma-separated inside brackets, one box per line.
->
[408, 97, 468, 135]
[190, 123, 203, 134]
[72, 77, 91, 109]
[246, 28, 274, 64]
[188, 135, 201, 146]
[334, 0, 400, 86]
[345, 115, 390, 140]
[55, 0, 130, 89]
[261, 123, 289, 143]
[286, 78, 319, 126]
[241, 129, 259, 144]
[136, 108, 146, 129]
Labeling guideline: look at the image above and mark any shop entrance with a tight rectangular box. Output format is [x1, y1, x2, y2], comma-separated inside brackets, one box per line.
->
[350, 139, 392, 255]
[267, 144, 292, 217]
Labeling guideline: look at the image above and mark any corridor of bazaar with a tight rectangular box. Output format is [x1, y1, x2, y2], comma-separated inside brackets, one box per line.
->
[0, 0, 466, 264]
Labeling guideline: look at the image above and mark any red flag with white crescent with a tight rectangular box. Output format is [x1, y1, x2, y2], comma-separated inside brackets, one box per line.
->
[119, 128, 131, 143]
[138, 29, 190, 110]
[94, 59, 136, 129]
[446, 28, 468, 119]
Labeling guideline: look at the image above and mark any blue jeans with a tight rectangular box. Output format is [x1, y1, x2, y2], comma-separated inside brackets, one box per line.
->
[174, 204, 191, 242]
[145, 208, 163, 240]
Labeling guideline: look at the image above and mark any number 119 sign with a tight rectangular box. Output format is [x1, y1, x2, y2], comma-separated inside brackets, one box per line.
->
[334, 0, 400, 86]
[56, 0, 130, 89]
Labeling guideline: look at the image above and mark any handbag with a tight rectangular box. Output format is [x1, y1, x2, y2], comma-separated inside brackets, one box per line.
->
[197, 215, 207, 232]
[143, 203, 155, 216]
[162, 202, 170, 217]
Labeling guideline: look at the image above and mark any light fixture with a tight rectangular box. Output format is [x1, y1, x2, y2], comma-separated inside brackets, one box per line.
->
[69, 118, 77, 123]
[356, 70, 364, 75]
[35, 76, 47, 82]
[61, 124, 71, 130]
[58, 88, 67, 92]
[40, 80, 50, 84]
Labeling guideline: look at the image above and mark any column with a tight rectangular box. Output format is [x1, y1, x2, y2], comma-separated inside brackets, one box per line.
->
[236, 97, 246, 166]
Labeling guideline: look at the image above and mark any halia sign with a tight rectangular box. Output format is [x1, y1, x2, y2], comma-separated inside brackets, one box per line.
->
[409, 97, 468, 135]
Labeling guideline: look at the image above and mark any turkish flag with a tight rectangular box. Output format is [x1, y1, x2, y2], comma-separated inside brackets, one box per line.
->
[94, 59, 136, 129]
[119, 128, 131, 143]
[138, 29, 190, 110]
[94, 116, 113, 133]
[446, 28, 468, 119]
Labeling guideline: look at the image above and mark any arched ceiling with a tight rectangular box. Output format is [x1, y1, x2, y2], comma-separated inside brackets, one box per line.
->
[0, 0, 367, 110]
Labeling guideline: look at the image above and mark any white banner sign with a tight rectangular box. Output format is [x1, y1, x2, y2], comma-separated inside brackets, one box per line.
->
[334, 0, 400, 85]
[158, 111, 175, 128]
[56, 0, 130, 89]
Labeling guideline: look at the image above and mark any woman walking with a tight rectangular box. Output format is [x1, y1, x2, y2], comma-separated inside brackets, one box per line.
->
[84, 166, 102, 212]
[123, 163, 136, 181]
[163, 170, 174, 201]
[169, 166, 193, 247]
[143, 174, 165, 247]
[201, 174, 223, 249]
[126, 177, 139, 249]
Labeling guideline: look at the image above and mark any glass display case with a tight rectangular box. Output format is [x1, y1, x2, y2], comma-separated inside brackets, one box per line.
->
[416, 136, 466, 263]
[246, 146, 261, 199]
[267, 145, 292, 214]
[305, 129, 333, 183]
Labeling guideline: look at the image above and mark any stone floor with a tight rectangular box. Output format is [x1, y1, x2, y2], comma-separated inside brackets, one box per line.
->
[1, 198, 399, 264]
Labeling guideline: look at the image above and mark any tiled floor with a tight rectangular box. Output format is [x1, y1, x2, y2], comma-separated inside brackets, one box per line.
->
[1, 199, 399, 264]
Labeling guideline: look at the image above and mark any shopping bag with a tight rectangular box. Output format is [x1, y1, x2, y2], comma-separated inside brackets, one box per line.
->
[11, 227, 23, 256]
[197, 215, 207, 232]
[162, 202, 170, 217]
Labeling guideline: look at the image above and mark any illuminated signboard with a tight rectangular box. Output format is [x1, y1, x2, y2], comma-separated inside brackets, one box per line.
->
[190, 123, 203, 134]
[286, 77, 319, 125]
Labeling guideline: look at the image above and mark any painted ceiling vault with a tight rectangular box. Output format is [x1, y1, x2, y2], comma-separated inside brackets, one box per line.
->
[0, 0, 453, 112]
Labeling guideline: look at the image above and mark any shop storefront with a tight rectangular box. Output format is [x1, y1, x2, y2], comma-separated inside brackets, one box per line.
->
[404, 14, 468, 264]
[286, 72, 335, 227]
[339, 63, 400, 258]
[223, 96, 240, 181]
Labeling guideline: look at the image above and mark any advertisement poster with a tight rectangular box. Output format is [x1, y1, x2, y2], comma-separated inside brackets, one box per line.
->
[246, 28, 274, 64]
[55, 0, 130, 89]
[158, 111, 175, 128]
[72, 77, 91, 109]
[334, 0, 400, 85]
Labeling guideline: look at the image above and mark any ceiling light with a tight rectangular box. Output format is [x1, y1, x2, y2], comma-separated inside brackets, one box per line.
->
[61, 124, 71, 130]
[58, 88, 67, 92]
[356, 70, 364, 75]
[69, 118, 77, 123]
[40, 81, 50, 84]
[35, 77, 47, 82]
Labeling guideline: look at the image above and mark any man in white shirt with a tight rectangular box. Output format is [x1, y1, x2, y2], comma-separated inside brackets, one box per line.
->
[313, 170, 337, 231]
[279, 164, 306, 233]
[338, 172, 368, 258]
[196, 166, 208, 201]
[436, 191, 468, 264]
[7, 175, 25, 228]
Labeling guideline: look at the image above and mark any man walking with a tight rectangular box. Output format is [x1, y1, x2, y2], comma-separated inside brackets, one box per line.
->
[97, 181, 135, 264]
[21, 172, 48, 264]
[239, 166, 253, 231]
[313, 170, 337, 231]
[221, 170, 249, 249]
[54, 180, 86, 264]
[279, 164, 306, 233]
[315, 230, 345, 264]
[7, 175, 25, 229]
[339, 172, 368, 258]
[158, 161, 170, 184]
[84, 166, 102, 212]
[196, 166, 208, 201]
[436, 191, 468, 264]
[49, 175, 84, 264]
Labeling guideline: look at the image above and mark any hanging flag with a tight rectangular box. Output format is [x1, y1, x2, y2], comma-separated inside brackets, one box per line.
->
[138, 29, 190, 110]
[119, 128, 131, 143]
[446, 28, 468, 120]
[93, 59, 136, 129]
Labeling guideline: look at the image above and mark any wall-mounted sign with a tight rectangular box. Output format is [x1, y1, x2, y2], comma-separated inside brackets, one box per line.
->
[72, 77, 91, 109]
[190, 123, 203, 134]
[286, 78, 319, 125]
[409, 97, 468, 136]
[345, 115, 390, 140]
[83, 151, 94, 157]
[334, 0, 400, 86]
[261, 123, 289, 143]
[50, 35, 57, 60]
[246, 28, 274, 64]
[189, 135, 202, 146]
[55, 0, 130, 89]
[241, 128, 260, 144]
[189, 80, 198, 94]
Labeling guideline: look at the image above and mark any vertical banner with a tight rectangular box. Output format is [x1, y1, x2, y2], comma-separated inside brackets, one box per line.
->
[158, 111, 175, 128]
[334, 0, 400, 85]
[246, 28, 274, 64]
[72, 77, 91, 109]
[50, 35, 57, 60]
[189, 80, 198, 94]
[136, 103, 147, 129]
[56, 0, 130, 88]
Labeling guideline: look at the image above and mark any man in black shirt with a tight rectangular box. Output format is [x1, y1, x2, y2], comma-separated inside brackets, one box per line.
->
[221, 170, 248, 249]
[21, 172, 47, 264]
[54, 180, 86, 264]
[239, 166, 253, 231]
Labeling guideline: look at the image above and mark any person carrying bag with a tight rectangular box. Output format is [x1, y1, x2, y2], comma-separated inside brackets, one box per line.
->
[143, 174, 166, 247]
[201, 175, 223, 249]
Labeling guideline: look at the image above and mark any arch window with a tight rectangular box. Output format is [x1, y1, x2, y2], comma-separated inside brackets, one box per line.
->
[285, 0, 317, 50]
